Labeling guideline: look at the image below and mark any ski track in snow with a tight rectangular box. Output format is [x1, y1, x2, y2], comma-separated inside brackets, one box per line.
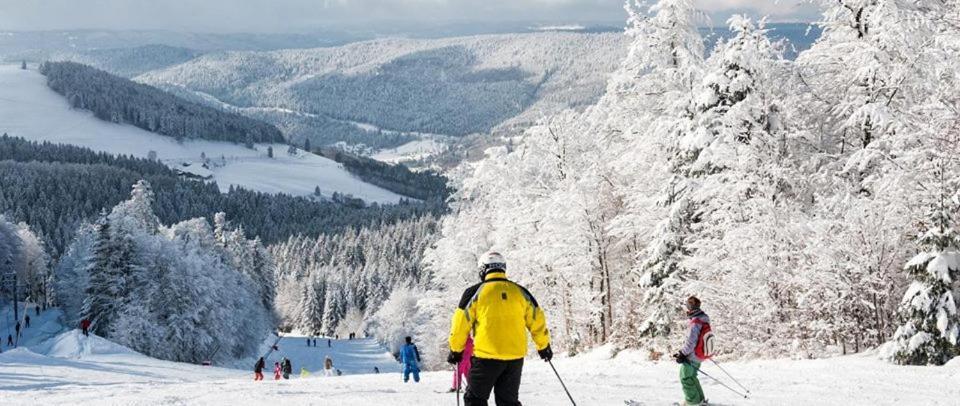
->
[0, 65, 406, 204]
[1, 324, 958, 406]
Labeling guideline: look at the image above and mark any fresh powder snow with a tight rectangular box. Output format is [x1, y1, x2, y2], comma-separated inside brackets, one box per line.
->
[1, 328, 957, 405]
[0, 65, 406, 204]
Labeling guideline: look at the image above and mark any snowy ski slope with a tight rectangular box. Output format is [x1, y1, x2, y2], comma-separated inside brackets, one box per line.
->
[1, 320, 957, 406]
[0, 65, 406, 204]
[265, 334, 401, 376]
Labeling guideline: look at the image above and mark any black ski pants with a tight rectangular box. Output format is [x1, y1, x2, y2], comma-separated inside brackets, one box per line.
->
[464, 357, 523, 406]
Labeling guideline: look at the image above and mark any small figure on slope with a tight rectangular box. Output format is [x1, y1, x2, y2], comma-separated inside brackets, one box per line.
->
[273, 362, 282, 380]
[672, 296, 711, 406]
[300, 367, 311, 378]
[282, 358, 292, 379]
[253, 357, 265, 381]
[447, 251, 552, 406]
[324, 356, 334, 377]
[400, 336, 421, 383]
[80, 318, 91, 337]
[24, 315, 30, 328]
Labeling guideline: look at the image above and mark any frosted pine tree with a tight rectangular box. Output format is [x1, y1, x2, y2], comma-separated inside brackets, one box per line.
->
[888, 160, 960, 365]
[81, 219, 139, 336]
[299, 273, 325, 335]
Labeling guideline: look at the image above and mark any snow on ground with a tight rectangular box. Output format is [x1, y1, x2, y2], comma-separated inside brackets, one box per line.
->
[2, 326, 958, 406]
[371, 137, 447, 165]
[0, 65, 405, 204]
[1, 303, 65, 350]
[267, 334, 401, 376]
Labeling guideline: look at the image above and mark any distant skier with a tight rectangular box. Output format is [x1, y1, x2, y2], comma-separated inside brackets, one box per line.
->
[673, 296, 711, 406]
[306, 338, 311, 347]
[447, 251, 552, 406]
[80, 318, 91, 336]
[300, 367, 311, 378]
[450, 336, 474, 392]
[35, 306, 40, 316]
[273, 362, 282, 380]
[6, 334, 12, 346]
[282, 358, 292, 379]
[324, 356, 334, 377]
[374, 366, 380, 374]
[400, 336, 421, 383]
[254, 357, 265, 381]
[313, 338, 317, 347]
[15, 321, 20, 337]
[327, 339, 332, 348]
[24, 315, 30, 328]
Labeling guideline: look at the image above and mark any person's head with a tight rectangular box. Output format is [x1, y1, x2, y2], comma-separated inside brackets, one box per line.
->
[405, 336, 412, 344]
[477, 251, 507, 281]
[685, 296, 701, 313]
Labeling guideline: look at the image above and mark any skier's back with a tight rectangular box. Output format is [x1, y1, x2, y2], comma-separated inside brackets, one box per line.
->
[447, 251, 552, 406]
[673, 296, 711, 406]
[80, 318, 91, 336]
[253, 357, 265, 381]
[282, 358, 292, 379]
[400, 336, 421, 383]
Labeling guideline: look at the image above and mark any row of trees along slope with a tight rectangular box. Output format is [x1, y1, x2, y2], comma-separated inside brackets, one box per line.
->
[37, 61, 449, 203]
[39, 61, 285, 144]
[0, 138, 446, 363]
[416, 0, 960, 367]
[0, 135, 442, 258]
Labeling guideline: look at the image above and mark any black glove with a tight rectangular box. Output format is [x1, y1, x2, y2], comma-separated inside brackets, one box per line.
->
[538, 345, 553, 362]
[673, 352, 686, 364]
[447, 351, 463, 365]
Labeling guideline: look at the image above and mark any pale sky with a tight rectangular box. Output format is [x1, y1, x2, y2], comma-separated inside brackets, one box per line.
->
[0, 0, 821, 32]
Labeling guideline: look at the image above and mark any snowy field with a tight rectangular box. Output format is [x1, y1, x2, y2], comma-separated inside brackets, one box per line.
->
[371, 137, 447, 165]
[0, 65, 405, 204]
[1, 323, 957, 406]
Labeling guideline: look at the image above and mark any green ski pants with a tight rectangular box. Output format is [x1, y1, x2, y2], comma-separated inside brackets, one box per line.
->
[680, 360, 704, 405]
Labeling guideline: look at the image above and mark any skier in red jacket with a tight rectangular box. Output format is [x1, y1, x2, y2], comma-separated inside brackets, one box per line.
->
[80, 319, 91, 336]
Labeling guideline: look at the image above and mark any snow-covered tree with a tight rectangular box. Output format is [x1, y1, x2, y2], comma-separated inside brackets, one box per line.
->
[887, 159, 960, 365]
[81, 219, 139, 336]
[58, 182, 274, 363]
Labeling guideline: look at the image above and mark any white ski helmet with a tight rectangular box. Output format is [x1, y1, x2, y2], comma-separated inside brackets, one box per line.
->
[478, 251, 507, 275]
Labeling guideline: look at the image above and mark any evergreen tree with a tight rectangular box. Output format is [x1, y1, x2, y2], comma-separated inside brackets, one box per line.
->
[300, 275, 325, 335]
[81, 219, 138, 336]
[888, 159, 960, 365]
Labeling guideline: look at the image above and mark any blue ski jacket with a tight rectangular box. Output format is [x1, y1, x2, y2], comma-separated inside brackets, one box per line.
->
[400, 343, 421, 366]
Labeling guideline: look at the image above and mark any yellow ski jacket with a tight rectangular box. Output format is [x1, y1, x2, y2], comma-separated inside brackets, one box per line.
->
[449, 271, 550, 360]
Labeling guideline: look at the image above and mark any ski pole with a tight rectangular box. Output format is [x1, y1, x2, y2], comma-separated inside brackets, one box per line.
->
[455, 362, 461, 406]
[547, 360, 577, 406]
[709, 359, 751, 394]
[687, 361, 748, 399]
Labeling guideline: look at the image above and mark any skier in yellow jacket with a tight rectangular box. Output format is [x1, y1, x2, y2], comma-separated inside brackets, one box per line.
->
[447, 251, 552, 406]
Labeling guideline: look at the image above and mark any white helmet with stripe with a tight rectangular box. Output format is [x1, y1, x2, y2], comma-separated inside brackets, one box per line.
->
[478, 251, 507, 275]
